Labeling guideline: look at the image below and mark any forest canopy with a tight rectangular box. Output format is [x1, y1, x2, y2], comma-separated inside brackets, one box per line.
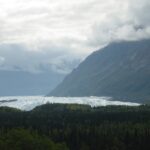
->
[0, 104, 150, 150]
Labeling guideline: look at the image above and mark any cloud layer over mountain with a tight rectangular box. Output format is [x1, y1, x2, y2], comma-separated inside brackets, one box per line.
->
[0, 0, 150, 73]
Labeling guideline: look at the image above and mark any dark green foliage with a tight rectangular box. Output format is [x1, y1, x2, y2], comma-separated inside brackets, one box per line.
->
[48, 39, 150, 103]
[0, 106, 21, 112]
[0, 129, 68, 150]
[1, 104, 150, 149]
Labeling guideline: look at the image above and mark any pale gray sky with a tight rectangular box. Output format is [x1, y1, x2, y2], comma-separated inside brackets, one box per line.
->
[0, 0, 150, 74]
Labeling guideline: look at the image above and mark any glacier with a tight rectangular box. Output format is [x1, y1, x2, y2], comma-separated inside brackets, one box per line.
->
[0, 96, 140, 111]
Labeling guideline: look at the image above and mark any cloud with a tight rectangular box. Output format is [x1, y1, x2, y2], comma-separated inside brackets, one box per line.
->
[0, 44, 81, 74]
[0, 56, 5, 66]
[0, 0, 150, 73]
[88, 0, 150, 47]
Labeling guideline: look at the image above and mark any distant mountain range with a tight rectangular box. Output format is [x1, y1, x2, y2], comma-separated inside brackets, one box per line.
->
[0, 44, 81, 96]
[48, 39, 150, 103]
[0, 70, 64, 96]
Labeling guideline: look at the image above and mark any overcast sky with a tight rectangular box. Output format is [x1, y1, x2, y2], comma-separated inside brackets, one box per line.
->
[0, 0, 150, 74]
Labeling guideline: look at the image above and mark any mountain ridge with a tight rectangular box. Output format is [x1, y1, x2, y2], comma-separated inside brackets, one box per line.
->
[48, 39, 150, 103]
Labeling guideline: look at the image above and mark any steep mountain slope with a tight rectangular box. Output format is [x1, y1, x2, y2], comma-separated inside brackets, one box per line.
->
[48, 39, 150, 103]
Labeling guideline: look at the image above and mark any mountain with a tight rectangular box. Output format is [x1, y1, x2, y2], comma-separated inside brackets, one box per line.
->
[48, 39, 150, 103]
[0, 70, 64, 96]
[0, 43, 81, 96]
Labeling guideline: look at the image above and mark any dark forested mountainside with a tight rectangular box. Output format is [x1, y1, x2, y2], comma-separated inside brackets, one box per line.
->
[48, 39, 150, 103]
[1, 104, 150, 150]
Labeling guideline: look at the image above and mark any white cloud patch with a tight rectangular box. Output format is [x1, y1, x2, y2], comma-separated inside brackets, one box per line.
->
[0, 56, 5, 66]
[87, 0, 150, 47]
[0, 0, 150, 73]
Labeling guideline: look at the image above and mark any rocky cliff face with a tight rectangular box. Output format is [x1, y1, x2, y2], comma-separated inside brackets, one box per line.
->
[48, 39, 150, 103]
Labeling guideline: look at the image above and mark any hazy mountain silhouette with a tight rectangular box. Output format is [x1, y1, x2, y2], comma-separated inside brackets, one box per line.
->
[0, 70, 64, 96]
